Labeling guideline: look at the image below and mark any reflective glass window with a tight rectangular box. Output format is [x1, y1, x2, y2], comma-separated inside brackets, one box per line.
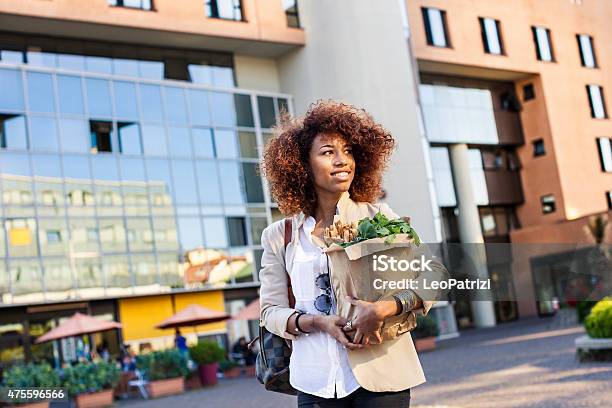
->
[234, 94, 254, 127]
[59, 119, 89, 153]
[188, 89, 210, 126]
[210, 92, 235, 127]
[69, 218, 99, 253]
[104, 255, 131, 289]
[39, 218, 67, 256]
[85, 56, 113, 74]
[86, 78, 112, 118]
[6, 218, 38, 257]
[142, 125, 167, 156]
[120, 157, 146, 181]
[31, 154, 61, 178]
[257, 96, 276, 128]
[26, 51, 56, 68]
[177, 217, 204, 251]
[10, 259, 42, 296]
[238, 131, 258, 158]
[139, 61, 164, 79]
[164, 87, 188, 124]
[0, 114, 27, 149]
[90, 120, 114, 153]
[195, 161, 221, 205]
[57, 54, 85, 71]
[188, 65, 212, 85]
[91, 155, 119, 180]
[113, 81, 138, 120]
[218, 161, 244, 204]
[153, 218, 179, 251]
[113, 59, 139, 77]
[62, 155, 91, 179]
[27, 72, 55, 113]
[146, 159, 172, 193]
[75, 258, 103, 289]
[242, 163, 264, 203]
[139, 84, 163, 122]
[171, 160, 198, 204]
[29, 116, 58, 152]
[214, 129, 238, 158]
[126, 218, 154, 252]
[58, 75, 84, 114]
[0, 153, 30, 176]
[227, 217, 247, 246]
[0, 69, 24, 110]
[203, 217, 228, 248]
[118, 122, 142, 154]
[132, 254, 158, 286]
[168, 126, 192, 157]
[212, 66, 235, 87]
[249, 217, 267, 245]
[43, 259, 73, 294]
[192, 127, 214, 157]
[0, 50, 24, 63]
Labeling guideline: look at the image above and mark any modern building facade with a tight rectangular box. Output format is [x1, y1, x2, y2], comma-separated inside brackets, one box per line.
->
[0, 0, 458, 367]
[405, 0, 612, 322]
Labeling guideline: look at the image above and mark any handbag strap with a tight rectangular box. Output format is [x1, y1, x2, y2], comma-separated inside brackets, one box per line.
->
[284, 218, 296, 309]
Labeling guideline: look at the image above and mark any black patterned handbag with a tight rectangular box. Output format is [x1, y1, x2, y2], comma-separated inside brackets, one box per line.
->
[249, 218, 297, 395]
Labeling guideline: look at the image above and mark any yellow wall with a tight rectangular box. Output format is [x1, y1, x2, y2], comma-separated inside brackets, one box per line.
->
[118, 291, 226, 342]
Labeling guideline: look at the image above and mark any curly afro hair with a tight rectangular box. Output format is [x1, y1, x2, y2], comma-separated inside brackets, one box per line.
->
[261, 100, 396, 216]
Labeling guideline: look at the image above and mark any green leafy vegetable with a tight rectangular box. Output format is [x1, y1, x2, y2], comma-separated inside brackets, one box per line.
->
[339, 212, 421, 247]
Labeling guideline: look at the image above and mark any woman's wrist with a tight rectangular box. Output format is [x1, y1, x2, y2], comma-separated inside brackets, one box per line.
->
[374, 299, 400, 319]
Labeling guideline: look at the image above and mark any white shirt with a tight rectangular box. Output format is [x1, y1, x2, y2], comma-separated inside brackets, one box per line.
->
[288, 215, 361, 398]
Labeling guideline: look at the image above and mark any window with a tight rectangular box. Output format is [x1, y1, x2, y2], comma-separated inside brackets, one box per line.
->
[587, 85, 608, 119]
[284, 0, 300, 28]
[523, 83, 535, 101]
[0, 114, 27, 149]
[596, 137, 612, 172]
[577, 34, 597, 68]
[118, 122, 142, 154]
[46, 230, 62, 243]
[90, 120, 113, 153]
[227, 217, 247, 247]
[533, 139, 545, 157]
[541, 195, 556, 214]
[206, 0, 243, 21]
[479, 17, 503, 55]
[422, 8, 450, 47]
[532, 26, 554, 62]
[108, 0, 152, 10]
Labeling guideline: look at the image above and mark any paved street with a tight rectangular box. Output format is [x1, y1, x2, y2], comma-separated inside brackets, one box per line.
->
[118, 318, 612, 408]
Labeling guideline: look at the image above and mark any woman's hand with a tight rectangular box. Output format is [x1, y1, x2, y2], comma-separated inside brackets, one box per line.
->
[314, 315, 365, 350]
[342, 296, 397, 344]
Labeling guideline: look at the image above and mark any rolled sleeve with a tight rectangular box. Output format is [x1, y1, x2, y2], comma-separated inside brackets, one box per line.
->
[258, 223, 300, 341]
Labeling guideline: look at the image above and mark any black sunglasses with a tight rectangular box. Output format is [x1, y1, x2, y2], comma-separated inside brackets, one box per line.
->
[314, 257, 332, 314]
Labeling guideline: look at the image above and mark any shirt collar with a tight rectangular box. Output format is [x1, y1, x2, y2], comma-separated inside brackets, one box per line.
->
[300, 191, 350, 230]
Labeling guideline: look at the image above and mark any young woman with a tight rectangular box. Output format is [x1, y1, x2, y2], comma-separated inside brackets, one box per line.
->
[259, 101, 448, 407]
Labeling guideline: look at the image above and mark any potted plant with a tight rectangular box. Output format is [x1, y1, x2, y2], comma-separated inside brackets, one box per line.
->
[136, 349, 188, 398]
[1, 363, 60, 408]
[411, 314, 439, 352]
[62, 361, 119, 408]
[576, 297, 612, 362]
[219, 360, 241, 379]
[188, 341, 225, 386]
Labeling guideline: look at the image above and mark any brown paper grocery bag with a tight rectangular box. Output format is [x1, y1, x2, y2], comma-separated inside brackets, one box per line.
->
[324, 235, 445, 343]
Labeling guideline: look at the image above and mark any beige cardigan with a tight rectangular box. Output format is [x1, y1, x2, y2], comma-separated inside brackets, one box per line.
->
[258, 191, 449, 391]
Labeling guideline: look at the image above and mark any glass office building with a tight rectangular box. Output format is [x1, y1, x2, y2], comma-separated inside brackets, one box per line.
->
[0, 44, 292, 306]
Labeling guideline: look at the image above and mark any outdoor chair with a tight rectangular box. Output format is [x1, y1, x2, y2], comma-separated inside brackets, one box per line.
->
[127, 369, 149, 399]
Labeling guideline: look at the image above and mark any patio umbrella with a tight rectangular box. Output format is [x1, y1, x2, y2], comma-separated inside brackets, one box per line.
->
[231, 298, 260, 321]
[35, 312, 122, 344]
[155, 304, 230, 330]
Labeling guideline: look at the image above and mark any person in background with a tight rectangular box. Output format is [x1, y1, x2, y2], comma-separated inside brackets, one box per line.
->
[174, 329, 189, 358]
[232, 336, 256, 366]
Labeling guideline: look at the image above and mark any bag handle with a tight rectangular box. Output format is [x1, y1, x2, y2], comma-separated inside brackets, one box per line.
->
[284, 218, 296, 309]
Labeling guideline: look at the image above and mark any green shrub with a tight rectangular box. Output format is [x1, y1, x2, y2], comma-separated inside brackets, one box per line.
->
[576, 300, 597, 323]
[136, 349, 189, 381]
[219, 359, 240, 371]
[585, 297, 612, 339]
[412, 314, 439, 340]
[61, 361, 120, 397]
[189, 341, 225, 365]
[1, 363, 60, 404]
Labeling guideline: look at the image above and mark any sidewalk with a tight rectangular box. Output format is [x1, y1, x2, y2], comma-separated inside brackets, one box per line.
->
[118, 317, 612, 408]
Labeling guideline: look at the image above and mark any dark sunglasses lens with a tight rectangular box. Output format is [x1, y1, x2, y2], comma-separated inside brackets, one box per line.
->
[315, 274, 330, 290]
[315, 294, 332, 314]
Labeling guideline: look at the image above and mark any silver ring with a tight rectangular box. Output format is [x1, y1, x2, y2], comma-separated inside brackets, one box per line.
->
[344, 320, 353, 330]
